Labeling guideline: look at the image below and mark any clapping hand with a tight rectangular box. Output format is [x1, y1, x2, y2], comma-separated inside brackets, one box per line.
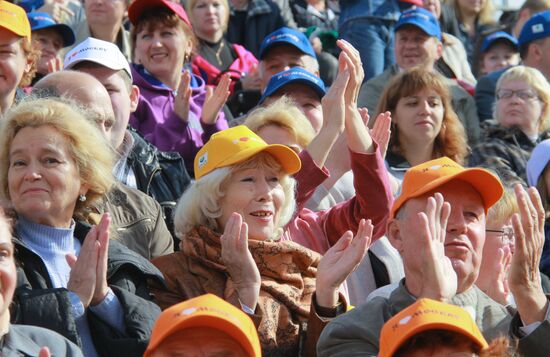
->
[174, 71, 192, 122]
[316, 219, 373, 307]
[509, 185, 548, 325]
[66, 213, 110, 308]
[221, 213, 261, 311]
[202, 73, 231, 124]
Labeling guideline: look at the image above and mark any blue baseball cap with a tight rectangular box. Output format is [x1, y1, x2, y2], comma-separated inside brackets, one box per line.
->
[519, 10, 550, 46]
[395, 8, 442, 41]
[27, 12, 75, 47]
[481, 31, 518, 53]
[259, 27, 316, 59]
[259, 67, 326, 104]
[527, 139, 550, 186]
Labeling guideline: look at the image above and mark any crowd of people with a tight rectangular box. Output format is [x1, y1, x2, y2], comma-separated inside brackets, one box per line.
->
[2, 0, 550, 355]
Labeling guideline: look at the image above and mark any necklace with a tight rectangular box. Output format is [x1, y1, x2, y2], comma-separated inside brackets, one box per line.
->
[202, 40, 225, 67]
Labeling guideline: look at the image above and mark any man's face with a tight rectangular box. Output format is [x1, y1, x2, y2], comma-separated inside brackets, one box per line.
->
[260, 44, 316, 90]
[78, 65, 139, 150]
[394, 25, 442, 70]
[85, 0, 126, 29]
[526, 37, 550, 80]
[262, 83, 323, 132]
[392, 180, 486, 292]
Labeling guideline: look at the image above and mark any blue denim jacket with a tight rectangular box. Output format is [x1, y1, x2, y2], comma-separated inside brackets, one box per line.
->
[339, 0, 402, 26]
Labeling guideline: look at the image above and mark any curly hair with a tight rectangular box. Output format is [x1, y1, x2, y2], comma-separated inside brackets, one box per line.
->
[19, 38, 39, 88]
[376, 68, 469, 165]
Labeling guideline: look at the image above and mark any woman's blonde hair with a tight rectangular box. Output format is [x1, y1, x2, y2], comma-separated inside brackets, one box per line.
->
[495, 65, 550, 133]
[186, 0, 230, 32]
[244, 96, 316, 150]
[376, 68, 469, 164]
[174, 152, 296, 239]
[486, 189, 518, 228]
[0, 98, 115, 221]
[450, 0, 495, 26]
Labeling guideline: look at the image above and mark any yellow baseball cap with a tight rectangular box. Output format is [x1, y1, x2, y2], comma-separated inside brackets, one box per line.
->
[391, 157, 503, 219]
[0, 1, 31, 40]
[379, 298, 488, 357]
[194, 125, 301, 180]
[144, 294, 261, 357]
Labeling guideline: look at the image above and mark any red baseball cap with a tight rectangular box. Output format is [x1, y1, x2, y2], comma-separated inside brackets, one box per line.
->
[128, 0, 191, 27]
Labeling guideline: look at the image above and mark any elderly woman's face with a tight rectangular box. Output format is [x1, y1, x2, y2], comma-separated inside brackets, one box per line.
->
[8, 125, 87, 228]
[217, 164, 285, 241]
[496, 79, 544, 137]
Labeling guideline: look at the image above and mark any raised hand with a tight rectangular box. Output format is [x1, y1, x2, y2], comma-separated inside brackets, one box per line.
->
[336, 39, 363, 108]
[66, 224, 99, 308]
[221, 213, 261, 310]
[509, 184, 548, 324]
[241, 65, 262, 90]
[366, 110, 392, 159]
[483, 246, 512, 305]
[316, 219, 373, 307]
[174, 71, 192, 122]
[91, 213, 110, 306]
[417, 193, 457, 302]
[201, 73, 231, 125]
[46, 56, 63, 74]
[37, 0, 75, 23]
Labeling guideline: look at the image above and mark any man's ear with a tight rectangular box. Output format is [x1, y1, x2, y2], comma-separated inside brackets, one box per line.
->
[129, 85, 140, 113]
[387, 218, 404, 252]
[435, 40, 443, 60]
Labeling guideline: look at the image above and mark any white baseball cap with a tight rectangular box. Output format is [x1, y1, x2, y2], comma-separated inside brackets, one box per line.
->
[64, 37, 132, 80]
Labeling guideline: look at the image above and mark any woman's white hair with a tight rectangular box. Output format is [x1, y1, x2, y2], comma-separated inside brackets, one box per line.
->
[174, 152, 296, 239]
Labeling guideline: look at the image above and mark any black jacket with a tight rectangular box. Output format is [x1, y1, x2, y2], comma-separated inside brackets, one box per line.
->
[11, 221, 164, 357]
[127, 129, 191, 236]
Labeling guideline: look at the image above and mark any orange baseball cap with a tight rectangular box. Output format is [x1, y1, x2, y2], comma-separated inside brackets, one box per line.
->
[0, 1, 31, 40]
[391, 157, 503, 219]
[379, 298, 488, 357]
[144, 294, 261, 357]
[194, 125, 301, 180]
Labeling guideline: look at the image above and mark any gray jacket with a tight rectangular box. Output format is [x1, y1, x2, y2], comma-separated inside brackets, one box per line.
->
[317, 280, 550, 357]
[357, 64, 480, 145]
[4, 324, 83, 357]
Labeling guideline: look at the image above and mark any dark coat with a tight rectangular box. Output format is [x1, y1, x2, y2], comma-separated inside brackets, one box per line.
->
[11, 221, 164, 357]
[3, 324, 83, 357]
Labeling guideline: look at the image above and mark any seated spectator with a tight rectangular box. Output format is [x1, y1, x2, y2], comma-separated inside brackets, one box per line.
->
[357, 8, 480, 146]
[128, 0, 229, 175]
[318, 157, 550, 357]
[477, 31, 520, 77]
[64, 37, 191, 240]
[475, 10, 550, 121]
[69, 0, 132, 61]
[476, 190, 517, 306]
[470, 65, 550, 187]
[0, 208, 84, 357]
[27, 12, 75, 86]
[376, 68, 468, 190]
[187, 0, 261, 95]
[291, 0, 339, 32]
[225, 0, 288, 58]
[33, 70, 175, 259]
[439, 0, 497, 67]
[149, 125, 372, 355]
[144, 294, 261, 357]
[0, 98, 163, 356]
[421, 0, 477, 88]
[379, 299, 493, 357]
[527, 138, 550, 277]
[0, 1, 38, 114]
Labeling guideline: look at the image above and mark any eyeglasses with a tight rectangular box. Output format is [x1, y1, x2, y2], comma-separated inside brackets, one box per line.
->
[486, 227, 515, 245]
[495, 89, 540, 101]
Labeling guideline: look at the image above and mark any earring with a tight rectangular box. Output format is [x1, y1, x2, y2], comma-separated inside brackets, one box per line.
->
[78, 194, 87, 202]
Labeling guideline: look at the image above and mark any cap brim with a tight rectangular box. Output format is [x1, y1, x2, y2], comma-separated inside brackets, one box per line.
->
[391, 168, 503, 218]
[33, 23, 75, 47]
[260, 78, 325, 104]
[218, 143, 301, 176]
[144, 315, 257, 357]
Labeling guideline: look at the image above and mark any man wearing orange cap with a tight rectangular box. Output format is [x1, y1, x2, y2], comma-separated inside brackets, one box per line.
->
[0, 1, 37, 114]
[318, 157, 550, 356]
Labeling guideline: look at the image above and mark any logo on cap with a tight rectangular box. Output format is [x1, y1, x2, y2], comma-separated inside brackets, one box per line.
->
[198, 152, 208, 168]
[533, 23, 545, 33]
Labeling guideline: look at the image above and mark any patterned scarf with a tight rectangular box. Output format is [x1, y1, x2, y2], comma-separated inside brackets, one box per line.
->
[182, 226, 320, 356]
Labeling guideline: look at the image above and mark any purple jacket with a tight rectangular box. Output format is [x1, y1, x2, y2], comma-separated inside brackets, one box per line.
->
[129, 64, 228, 174]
